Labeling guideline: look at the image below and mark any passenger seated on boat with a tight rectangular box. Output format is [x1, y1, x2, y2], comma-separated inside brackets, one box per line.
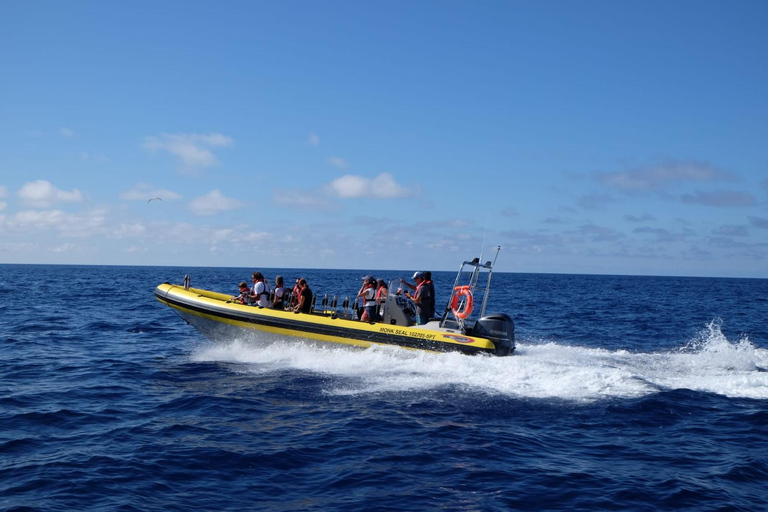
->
[272, 276, 286, 310]
[233, 282, 250, 304]
[249, 271, 271, 308]
[357, 275, 378, 321]
[294, 278, 313, 313]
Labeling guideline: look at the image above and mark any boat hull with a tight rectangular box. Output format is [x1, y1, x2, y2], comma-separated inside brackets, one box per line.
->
[155, 283, 503, 355]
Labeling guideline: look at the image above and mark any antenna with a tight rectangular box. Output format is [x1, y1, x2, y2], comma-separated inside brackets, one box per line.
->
[479, 212, 490, 264]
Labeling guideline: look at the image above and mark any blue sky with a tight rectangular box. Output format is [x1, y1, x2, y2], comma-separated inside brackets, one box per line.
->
[1, 1, 767, 277]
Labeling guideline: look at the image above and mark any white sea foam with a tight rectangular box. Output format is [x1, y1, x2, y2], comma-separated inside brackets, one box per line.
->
[191, 321, 768, 402]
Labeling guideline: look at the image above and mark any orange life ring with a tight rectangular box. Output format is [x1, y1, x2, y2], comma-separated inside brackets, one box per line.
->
[451, 285, 474, 319]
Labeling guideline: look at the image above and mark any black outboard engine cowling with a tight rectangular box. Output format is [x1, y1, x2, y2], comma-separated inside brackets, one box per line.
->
[473, 313, 515, 356]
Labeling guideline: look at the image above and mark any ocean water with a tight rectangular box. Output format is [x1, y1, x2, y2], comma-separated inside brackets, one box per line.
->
[1, 264, 767, 511]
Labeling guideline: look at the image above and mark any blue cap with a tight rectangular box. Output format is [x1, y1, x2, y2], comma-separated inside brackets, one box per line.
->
[412, 271, 424, 279]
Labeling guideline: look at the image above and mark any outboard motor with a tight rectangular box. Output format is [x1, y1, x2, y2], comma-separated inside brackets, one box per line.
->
[473, 313, 515, 356]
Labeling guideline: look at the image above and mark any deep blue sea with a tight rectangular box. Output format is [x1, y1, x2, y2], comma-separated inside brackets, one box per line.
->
[2, 264, 767, 511]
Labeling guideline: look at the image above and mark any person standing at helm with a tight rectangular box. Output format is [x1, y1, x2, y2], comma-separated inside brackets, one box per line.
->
[403, 271, 433, 325]
[249, 271, 271, 308]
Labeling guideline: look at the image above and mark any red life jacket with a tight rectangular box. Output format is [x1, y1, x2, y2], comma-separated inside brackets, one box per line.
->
[362, 283, 376, 305]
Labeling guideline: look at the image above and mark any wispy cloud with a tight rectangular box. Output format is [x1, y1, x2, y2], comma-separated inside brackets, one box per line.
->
[53, 243, 78, 253]
[578, 193, 615, 210]
[624, 213, 656, 222]
[60, 127, 74, 137]
[633, 226, 694, 242]
[18, 180, 84, 208]
[542, 217, 568, 224]
[748, 216, 768, 229]
[574, 224, 625, 243]
[595, 158, 735, 192]
[308, 133, 320, 146]
[501, 207, 518, 218]
[120, 183, 181, 201]
[327, 156, 348, 169]
[188, 190, 243, 216]
[680, 190, 756, 207]
[328, 173, 411, 199]
[712, 225, 748, 237]
[5, 208, 107, 238]
[273, 189, 336, 211]
[143, 132, 233, 173]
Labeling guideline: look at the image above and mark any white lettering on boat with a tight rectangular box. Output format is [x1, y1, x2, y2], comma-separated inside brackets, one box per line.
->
[379, 327, 437, 340]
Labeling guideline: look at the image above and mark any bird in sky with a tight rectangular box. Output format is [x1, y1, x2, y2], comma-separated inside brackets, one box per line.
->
[148, 197, 162, 203]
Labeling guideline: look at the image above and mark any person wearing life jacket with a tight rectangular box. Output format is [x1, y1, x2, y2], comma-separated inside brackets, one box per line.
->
[272, 275, 286, 310]
[357, 275, 378, 322]
[249, 271, 271, 308]
[233, 281, 250, 304]
[290, 278, 301, 309]
[294, 278, 312, 313]
[403, 271, 433, 325]
[375, 278, 388, 321]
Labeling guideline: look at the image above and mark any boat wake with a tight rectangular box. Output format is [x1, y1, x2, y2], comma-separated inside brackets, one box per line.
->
[191, 320, 768, 402]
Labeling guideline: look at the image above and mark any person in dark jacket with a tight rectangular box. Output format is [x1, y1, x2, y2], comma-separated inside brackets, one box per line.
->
[294, 278, 313, 313]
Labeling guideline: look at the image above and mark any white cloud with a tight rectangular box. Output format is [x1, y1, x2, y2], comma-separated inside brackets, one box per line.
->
[143, 132, 233, 172]
[0, 241, 38, 253]
[327, 156, 348, 169]
[308, 133, 320, 146]
[14, 209, 66, 229]
[0, 186, 8, 198]
[5, 208, 108, 238]
[62, 209, 108, 238]
[0, 202, 6, 211]
[328, 173, 411, 199]
[189, 190, 243, 216]
[18, 180, 84, 208]
[120, 183, 181, 201]
[111, 223, 147, 238]
[53, 243, 77, 253]
[60, 127, 74, 137]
